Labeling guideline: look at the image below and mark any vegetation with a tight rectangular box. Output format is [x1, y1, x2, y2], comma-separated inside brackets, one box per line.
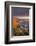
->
[13, 24, 29, 36]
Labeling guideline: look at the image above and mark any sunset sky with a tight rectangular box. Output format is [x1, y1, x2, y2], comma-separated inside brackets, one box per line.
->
[12, 7, 29, 29]
[11, 7, 30, 16]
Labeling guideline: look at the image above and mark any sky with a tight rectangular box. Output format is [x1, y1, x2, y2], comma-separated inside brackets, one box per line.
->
[12, 7, 30, 16]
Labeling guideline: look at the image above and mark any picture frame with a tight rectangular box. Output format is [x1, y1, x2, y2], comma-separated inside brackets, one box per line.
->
[5, 1, 35, 44]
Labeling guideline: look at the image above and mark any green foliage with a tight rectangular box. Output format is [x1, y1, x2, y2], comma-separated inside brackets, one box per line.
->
[13, 25, 29, 36]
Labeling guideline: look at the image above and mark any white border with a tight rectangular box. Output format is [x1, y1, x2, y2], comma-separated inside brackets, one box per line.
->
[9, 5, 33, 41]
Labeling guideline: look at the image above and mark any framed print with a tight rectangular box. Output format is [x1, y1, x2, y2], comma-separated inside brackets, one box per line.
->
[5, 1, 35, 44]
